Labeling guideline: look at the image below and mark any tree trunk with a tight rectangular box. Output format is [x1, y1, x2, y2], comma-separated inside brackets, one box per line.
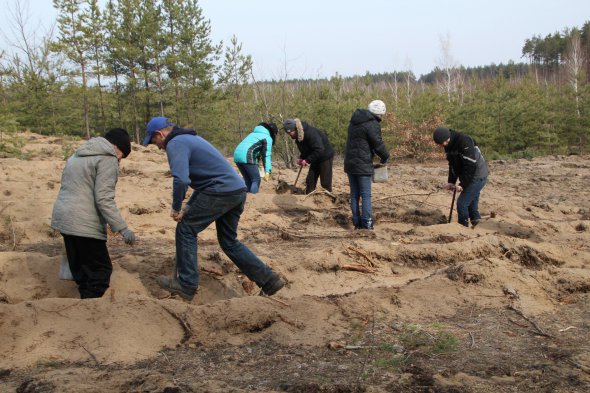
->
[81, 62, 90, 139]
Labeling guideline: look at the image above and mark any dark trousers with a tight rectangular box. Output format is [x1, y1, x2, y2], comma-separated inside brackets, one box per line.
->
[306, 157, 333, 194]
[62, 234, 112, 299]
[456, 176, 487, 227]
[175, 192, 273, 289]
[236, 163, 261, 194]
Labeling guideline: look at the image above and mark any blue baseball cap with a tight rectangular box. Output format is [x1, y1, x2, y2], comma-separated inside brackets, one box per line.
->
[143, 116, 173, 145]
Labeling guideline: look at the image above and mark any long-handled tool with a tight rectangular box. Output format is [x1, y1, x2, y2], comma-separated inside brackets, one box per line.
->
[448, 186, 457, 223]
[293, 165, 303, 188]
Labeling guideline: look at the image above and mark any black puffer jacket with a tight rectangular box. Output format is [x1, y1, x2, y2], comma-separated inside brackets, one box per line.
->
[344, 109, 389, 175]
[445, 129, 489, 187]
[296, 122, 334, 165]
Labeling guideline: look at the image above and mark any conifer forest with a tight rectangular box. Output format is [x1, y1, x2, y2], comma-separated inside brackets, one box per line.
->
[0, 0, 589, 160]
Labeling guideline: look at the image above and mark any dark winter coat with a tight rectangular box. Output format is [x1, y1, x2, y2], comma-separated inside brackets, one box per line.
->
[295, 121, 334, 165]
[344, 109, 389, 175]
[444, 129, 489, 188]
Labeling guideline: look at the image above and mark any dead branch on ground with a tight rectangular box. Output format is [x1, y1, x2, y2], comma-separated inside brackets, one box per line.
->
[507, 304, 553, 338]
[9, 215, 16, 250]
[278, 314, 304, 329]
[374, 191, 438, 203]
[200, 266, 224, 278]
[303, 189, 336, 201]
[261, 295, 290, 307]
[80, 344, 100, 365]
[161, 305, 193, 344]
[341, 263, 376, 274]
[346, 245, 377, 268]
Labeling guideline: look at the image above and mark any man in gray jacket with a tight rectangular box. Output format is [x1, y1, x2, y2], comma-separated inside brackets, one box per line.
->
[51, 128, 136, 298]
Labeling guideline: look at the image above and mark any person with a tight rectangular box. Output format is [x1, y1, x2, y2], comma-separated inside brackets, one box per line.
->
[344, 100, 390, 230]
[433, 126, 489, 228]
[51, 128, 136, 299]
[283, 118, 334, 194]
[233, 122, 279, 194]
[143, 116, 284, 300]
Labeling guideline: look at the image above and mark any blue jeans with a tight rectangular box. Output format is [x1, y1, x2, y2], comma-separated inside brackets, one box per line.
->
[175, 192, 274, 290]
[236, 163, 261, 194]
[457, 177, 487, 227]
[347, 174, 373, 229]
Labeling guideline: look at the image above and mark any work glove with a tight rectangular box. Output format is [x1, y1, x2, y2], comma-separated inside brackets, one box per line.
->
[178, 204, 190, 221]
[181, 203, 190, 215]
[441, 183, 462, 192]
[120, 228, 135, 245]
[264, 172, 271, 182]
[296, 159, 308, 167]
[171, 204, 190, 222]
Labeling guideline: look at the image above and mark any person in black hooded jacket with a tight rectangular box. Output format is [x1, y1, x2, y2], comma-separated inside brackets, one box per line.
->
[344, 100, 390, 229]
[433, 127, 489, 227]
[283, 118, 334, 194]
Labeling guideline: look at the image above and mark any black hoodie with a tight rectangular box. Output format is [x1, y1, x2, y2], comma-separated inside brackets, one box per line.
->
[295, 122, 334, 165]
[344, 109, 389, 175]
[444, 129, 488, 187]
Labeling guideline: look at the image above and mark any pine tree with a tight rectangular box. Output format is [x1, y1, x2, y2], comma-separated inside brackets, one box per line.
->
[218, 35, 253, 139]
[86, 0, 107, 133]
[53, 0, 92, 138]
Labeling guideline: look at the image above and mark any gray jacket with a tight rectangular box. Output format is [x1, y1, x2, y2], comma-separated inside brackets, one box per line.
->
[51, 137, 127, 240]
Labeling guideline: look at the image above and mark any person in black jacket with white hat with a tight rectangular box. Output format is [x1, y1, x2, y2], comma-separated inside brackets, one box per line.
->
[344, 100, 390, 230]
[433, 127, 489, 227]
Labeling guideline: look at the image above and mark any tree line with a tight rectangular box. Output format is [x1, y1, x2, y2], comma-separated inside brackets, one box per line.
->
[0, 0, 588, 161]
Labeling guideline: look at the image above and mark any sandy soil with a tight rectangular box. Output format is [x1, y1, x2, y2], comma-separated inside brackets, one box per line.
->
[0, 132, 589, 392]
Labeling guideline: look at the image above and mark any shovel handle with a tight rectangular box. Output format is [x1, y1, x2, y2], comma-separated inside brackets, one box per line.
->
[448, 187, 457, 223]
[293, 165, 303, 187]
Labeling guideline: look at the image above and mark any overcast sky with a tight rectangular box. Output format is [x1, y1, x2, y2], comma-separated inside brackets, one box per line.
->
[2, 0, 589, 79]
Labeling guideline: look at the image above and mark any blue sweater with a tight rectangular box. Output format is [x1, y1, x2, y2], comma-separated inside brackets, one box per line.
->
[233, 125, 274, 173]
[165, 131, 246, 211]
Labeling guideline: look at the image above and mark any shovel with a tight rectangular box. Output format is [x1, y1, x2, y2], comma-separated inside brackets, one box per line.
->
[293, 165, 303, 188]
[448, 186, 457, 223]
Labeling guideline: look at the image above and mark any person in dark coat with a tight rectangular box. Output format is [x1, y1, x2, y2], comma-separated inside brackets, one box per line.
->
[344, 100, 390, 229]
[283, 118, 334, 194]
[433, 127, 489, 227]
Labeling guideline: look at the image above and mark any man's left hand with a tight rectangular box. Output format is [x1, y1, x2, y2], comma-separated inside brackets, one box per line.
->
[170, 208, 182, 222]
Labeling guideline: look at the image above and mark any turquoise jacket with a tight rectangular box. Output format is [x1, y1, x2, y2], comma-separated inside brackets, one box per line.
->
[233, 125, 273, 173]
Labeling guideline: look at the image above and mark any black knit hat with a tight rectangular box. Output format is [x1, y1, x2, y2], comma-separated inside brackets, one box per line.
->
[104, 128, 131, 158]
[259, 122, 279, 145]
[433, 127, 451, 144]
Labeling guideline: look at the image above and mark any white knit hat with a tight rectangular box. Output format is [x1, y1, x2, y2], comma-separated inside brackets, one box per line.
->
[368, 100, 386, 115]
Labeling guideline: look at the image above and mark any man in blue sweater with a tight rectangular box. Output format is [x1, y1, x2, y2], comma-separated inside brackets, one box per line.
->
[143, 117, 284, 300]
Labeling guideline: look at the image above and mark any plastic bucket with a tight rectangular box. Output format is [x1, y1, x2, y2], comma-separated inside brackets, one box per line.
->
[373, 165, 388, 183]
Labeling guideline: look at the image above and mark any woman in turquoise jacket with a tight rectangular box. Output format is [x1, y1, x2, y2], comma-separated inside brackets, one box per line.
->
[233, 122, 278, 193]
